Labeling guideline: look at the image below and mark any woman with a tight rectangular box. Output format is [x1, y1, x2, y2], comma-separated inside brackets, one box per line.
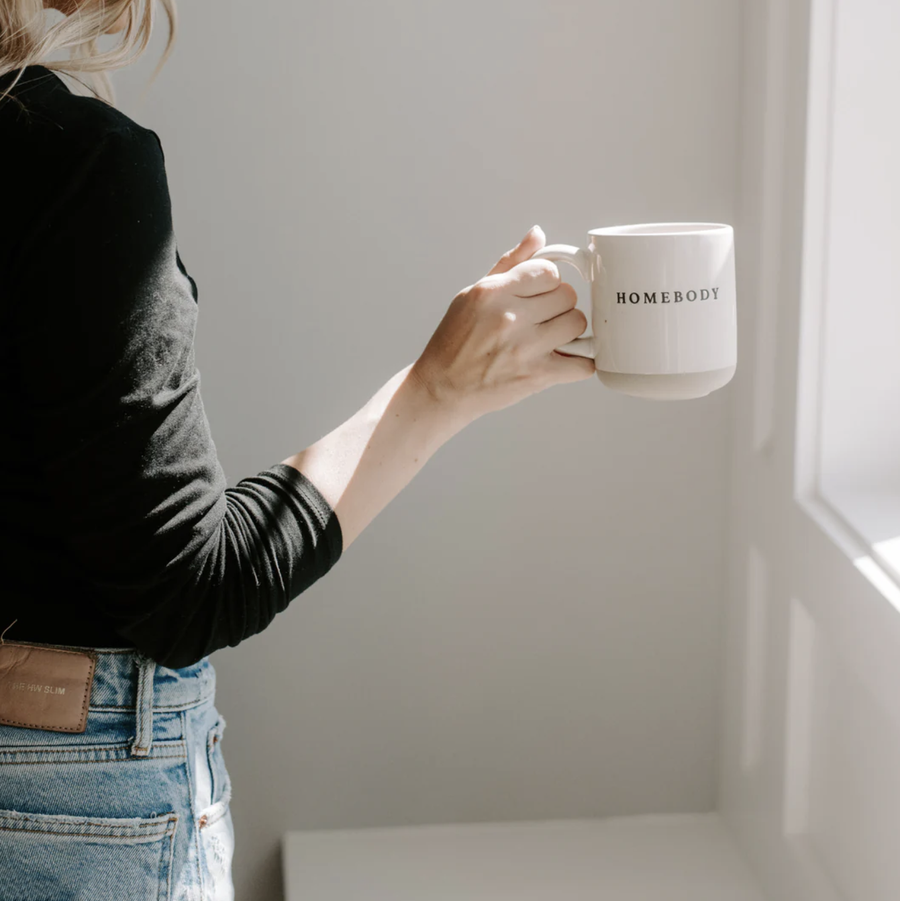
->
[0, 0, 593, 897]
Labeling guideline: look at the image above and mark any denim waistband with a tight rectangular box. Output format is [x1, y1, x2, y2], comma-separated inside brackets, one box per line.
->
[90, 648, 215, 712]
[9, 643, 215, 712]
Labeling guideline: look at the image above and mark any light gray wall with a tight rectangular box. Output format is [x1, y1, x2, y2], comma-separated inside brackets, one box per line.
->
[113, 1, 740, 897]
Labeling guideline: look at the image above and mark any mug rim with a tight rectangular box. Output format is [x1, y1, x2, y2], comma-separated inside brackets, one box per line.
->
[589, 222, 732, 237]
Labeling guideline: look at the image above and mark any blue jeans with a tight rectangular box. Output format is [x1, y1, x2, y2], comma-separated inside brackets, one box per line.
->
[0, 646, 234, 900]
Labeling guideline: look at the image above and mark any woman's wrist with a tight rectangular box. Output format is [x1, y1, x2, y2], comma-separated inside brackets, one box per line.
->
[404, 359, 476, 439]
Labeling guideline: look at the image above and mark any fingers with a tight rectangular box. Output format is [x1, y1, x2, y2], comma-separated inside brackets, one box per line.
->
[510, 259, 564, 298]
[537, 306, 589, 351]
[473, 258, 581, 332]
[545, 350, 597, 384]
[527, 282, 579, 323]
[484, 258, 561, 298]
[486, 225, 546, 277]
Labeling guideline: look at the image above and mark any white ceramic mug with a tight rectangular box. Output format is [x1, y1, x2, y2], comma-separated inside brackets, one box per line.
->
[532, 222, 737, 400]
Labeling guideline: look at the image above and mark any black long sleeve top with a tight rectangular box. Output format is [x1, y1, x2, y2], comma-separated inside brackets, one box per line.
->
[0, 65, 343, 669]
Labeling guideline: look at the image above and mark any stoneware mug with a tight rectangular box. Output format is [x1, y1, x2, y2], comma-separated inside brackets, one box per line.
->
[532, 222, 737, 400]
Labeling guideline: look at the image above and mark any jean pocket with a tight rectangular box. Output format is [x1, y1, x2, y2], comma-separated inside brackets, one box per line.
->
[197, 716, 234, 900]
[0, 807, 178, 901]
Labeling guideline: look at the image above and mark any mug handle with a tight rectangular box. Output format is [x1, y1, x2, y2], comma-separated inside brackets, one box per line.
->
[530, 244, 596, 360]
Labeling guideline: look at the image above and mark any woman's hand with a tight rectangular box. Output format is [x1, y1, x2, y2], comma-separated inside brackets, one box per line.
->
[410, 225, 596, 426]
[284, 226, 596, 549]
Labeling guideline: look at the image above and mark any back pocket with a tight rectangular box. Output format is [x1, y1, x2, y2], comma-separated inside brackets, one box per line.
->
[0, 807, 177, 901]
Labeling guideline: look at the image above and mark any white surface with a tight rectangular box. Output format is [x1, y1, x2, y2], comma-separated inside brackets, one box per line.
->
[818, 487, 900, 585]
[283, 814, 770, 901]
[720, 2, 900, 901]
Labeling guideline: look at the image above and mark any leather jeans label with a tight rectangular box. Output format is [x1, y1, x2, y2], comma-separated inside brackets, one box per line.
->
[0, 641, 97, 733]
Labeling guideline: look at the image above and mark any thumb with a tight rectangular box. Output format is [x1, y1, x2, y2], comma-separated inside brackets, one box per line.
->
[486, 225, 546, 277]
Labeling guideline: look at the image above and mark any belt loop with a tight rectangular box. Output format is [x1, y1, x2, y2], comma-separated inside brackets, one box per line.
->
[130, 654, 156, 758]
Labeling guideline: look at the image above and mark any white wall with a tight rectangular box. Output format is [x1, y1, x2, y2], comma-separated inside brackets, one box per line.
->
[114, 1, 741, 897]
[720, 3, 900, 900]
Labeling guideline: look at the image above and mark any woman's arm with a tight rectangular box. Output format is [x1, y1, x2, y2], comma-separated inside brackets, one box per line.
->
[281, 363, 462, 550]
[282, 225, 595, 550]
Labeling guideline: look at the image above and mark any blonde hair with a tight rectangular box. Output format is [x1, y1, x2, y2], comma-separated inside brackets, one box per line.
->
[0, 0, 177, 107]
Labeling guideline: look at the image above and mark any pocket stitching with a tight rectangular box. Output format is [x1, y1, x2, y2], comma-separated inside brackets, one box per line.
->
[0, 809, 178, 901]
[0, 809, 178, 839]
